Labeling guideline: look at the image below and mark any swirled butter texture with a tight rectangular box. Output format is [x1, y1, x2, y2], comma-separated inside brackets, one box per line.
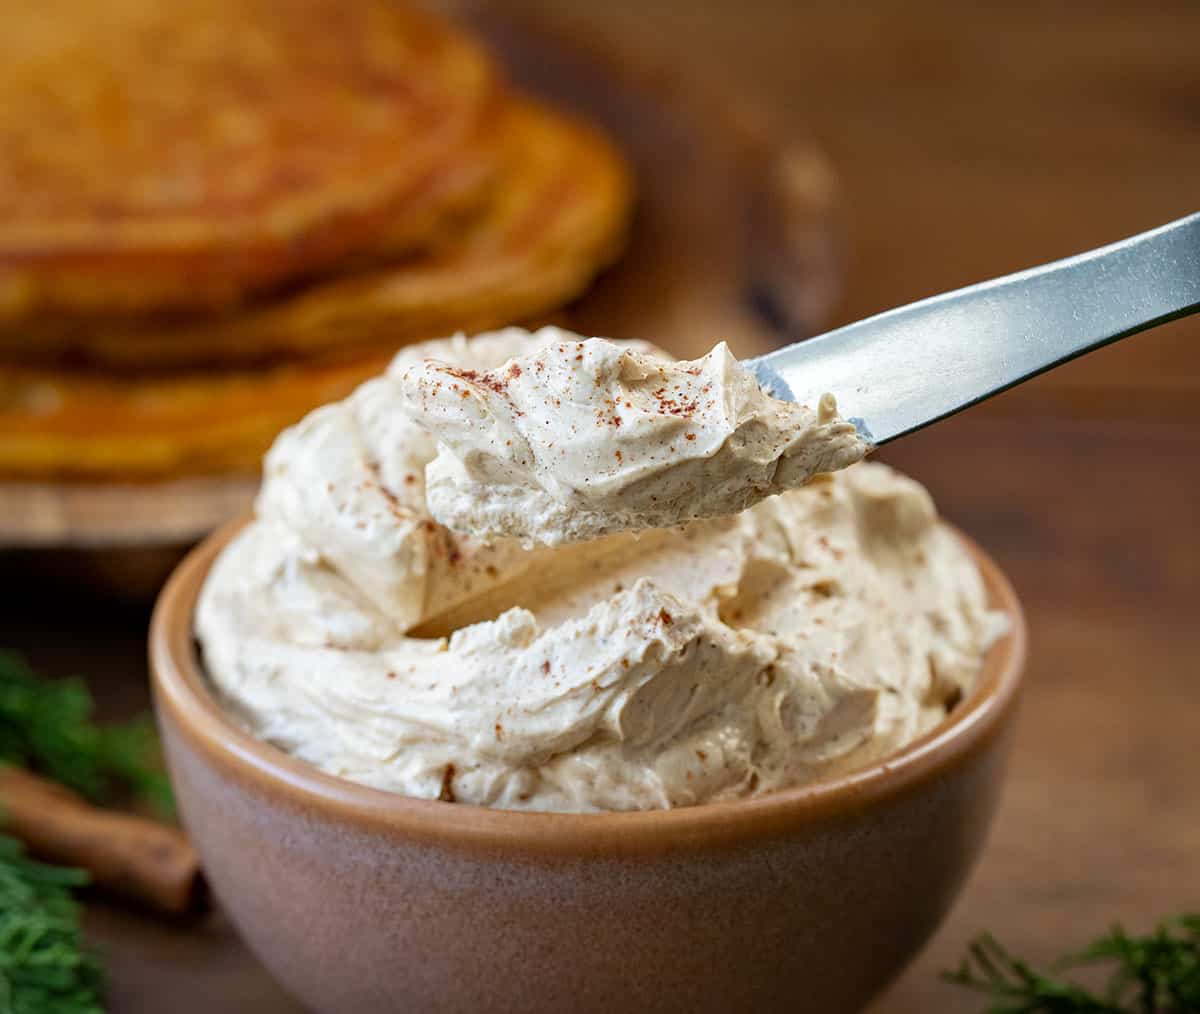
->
[197, 327, 1007, 812]
[397, 337, 868, 545]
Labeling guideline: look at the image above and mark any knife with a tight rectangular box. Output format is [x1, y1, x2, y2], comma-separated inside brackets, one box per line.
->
[749, 213, 1200, 445]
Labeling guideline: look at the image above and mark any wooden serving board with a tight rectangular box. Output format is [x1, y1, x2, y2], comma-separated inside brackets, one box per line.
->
[0, 3, 840, 598]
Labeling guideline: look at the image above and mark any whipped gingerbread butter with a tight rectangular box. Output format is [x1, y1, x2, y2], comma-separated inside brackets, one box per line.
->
[197, 327, 1006, 812]
[397, 338, 866, 545]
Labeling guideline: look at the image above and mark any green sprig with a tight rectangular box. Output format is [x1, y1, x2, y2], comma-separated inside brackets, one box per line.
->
[0, 652, 172, 817]
[945, 916, 1200, 1013]
[0, 833, 104, 1014]
[0, 651, 179, 1013]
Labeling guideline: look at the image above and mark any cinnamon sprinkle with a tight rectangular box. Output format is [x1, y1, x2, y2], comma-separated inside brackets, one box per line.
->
[438, 765, 457, 803]
[441, 365, 507, 396]
[366, 461, 404, 516]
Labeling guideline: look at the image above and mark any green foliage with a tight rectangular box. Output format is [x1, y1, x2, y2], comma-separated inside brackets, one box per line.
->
[0, 833, 103, 1014]
[0, 650, 181, 1013]
[0, 652, 172, 816]
[945, 916, 1200, 1013]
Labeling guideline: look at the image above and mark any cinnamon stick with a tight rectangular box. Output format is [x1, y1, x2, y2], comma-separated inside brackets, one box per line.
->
[0, 765, 204, 915]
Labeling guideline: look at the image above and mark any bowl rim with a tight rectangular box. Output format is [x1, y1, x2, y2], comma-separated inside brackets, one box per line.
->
[150, 514, 1026, 858]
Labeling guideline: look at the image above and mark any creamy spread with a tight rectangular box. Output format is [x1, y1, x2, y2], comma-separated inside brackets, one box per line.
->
[197, 327, 1007, 812]
[398, 338, 867, 545]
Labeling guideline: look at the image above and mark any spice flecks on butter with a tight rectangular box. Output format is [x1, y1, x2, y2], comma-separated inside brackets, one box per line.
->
[196, 327, 1005, 813]
[398, 338, 868, 546]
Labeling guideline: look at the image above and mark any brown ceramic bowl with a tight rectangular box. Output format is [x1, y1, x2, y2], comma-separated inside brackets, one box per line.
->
[150, 517, 1025, 1014]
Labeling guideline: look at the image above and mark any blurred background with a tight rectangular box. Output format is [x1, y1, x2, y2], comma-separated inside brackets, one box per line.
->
[1, 1, 1196, 1011]
[526, 0, 1199, 412]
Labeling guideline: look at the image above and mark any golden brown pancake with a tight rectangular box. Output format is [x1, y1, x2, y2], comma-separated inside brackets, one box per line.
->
[0, 353, 392, 478]
[0, 92, 634, 479]
[0, 0, 499, 322]
[3, 97, 633, 369]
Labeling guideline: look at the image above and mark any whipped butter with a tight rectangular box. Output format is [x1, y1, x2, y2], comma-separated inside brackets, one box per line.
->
[398, 338, 867, 545]
[196, 327, 1006, 812]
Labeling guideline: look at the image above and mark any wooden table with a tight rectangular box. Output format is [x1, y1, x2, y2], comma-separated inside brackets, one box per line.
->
[4, 2, 1198, 1011]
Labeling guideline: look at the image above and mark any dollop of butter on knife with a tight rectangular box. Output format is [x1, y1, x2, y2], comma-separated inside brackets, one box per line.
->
[398, 337, 868, 546]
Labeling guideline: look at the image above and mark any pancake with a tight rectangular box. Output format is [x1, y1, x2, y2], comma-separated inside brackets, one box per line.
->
[0, 0, 499, 323]
[0, 353, 392, 478]
[3, 97, 633, 368]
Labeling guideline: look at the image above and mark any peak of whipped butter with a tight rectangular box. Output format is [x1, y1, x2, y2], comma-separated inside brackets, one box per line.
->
[397, 337, 869, 545]
[196, 326, 1007, 813]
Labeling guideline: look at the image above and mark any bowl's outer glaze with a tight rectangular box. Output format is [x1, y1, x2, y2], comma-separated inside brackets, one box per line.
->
[151, 519, 1025, 1014]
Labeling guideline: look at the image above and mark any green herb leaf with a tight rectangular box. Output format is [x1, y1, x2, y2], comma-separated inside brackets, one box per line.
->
[0, 832, 104, 1014]
[0, 653, 172, 817]
[945, 916, 1200, 1013]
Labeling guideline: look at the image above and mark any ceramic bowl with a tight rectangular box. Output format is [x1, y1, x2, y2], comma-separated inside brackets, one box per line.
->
[150, 517, 1025, 1014]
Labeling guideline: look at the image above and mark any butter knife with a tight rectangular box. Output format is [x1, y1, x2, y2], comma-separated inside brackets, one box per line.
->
[749, 213, 1200, 444]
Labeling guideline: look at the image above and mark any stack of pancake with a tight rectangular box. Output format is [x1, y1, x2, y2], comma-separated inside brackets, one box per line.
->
[0, 0, 632, 480]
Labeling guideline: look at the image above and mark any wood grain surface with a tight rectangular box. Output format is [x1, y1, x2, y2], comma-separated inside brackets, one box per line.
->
[503, 0, 1200, 425]
[1, 2, 1196, 1012]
